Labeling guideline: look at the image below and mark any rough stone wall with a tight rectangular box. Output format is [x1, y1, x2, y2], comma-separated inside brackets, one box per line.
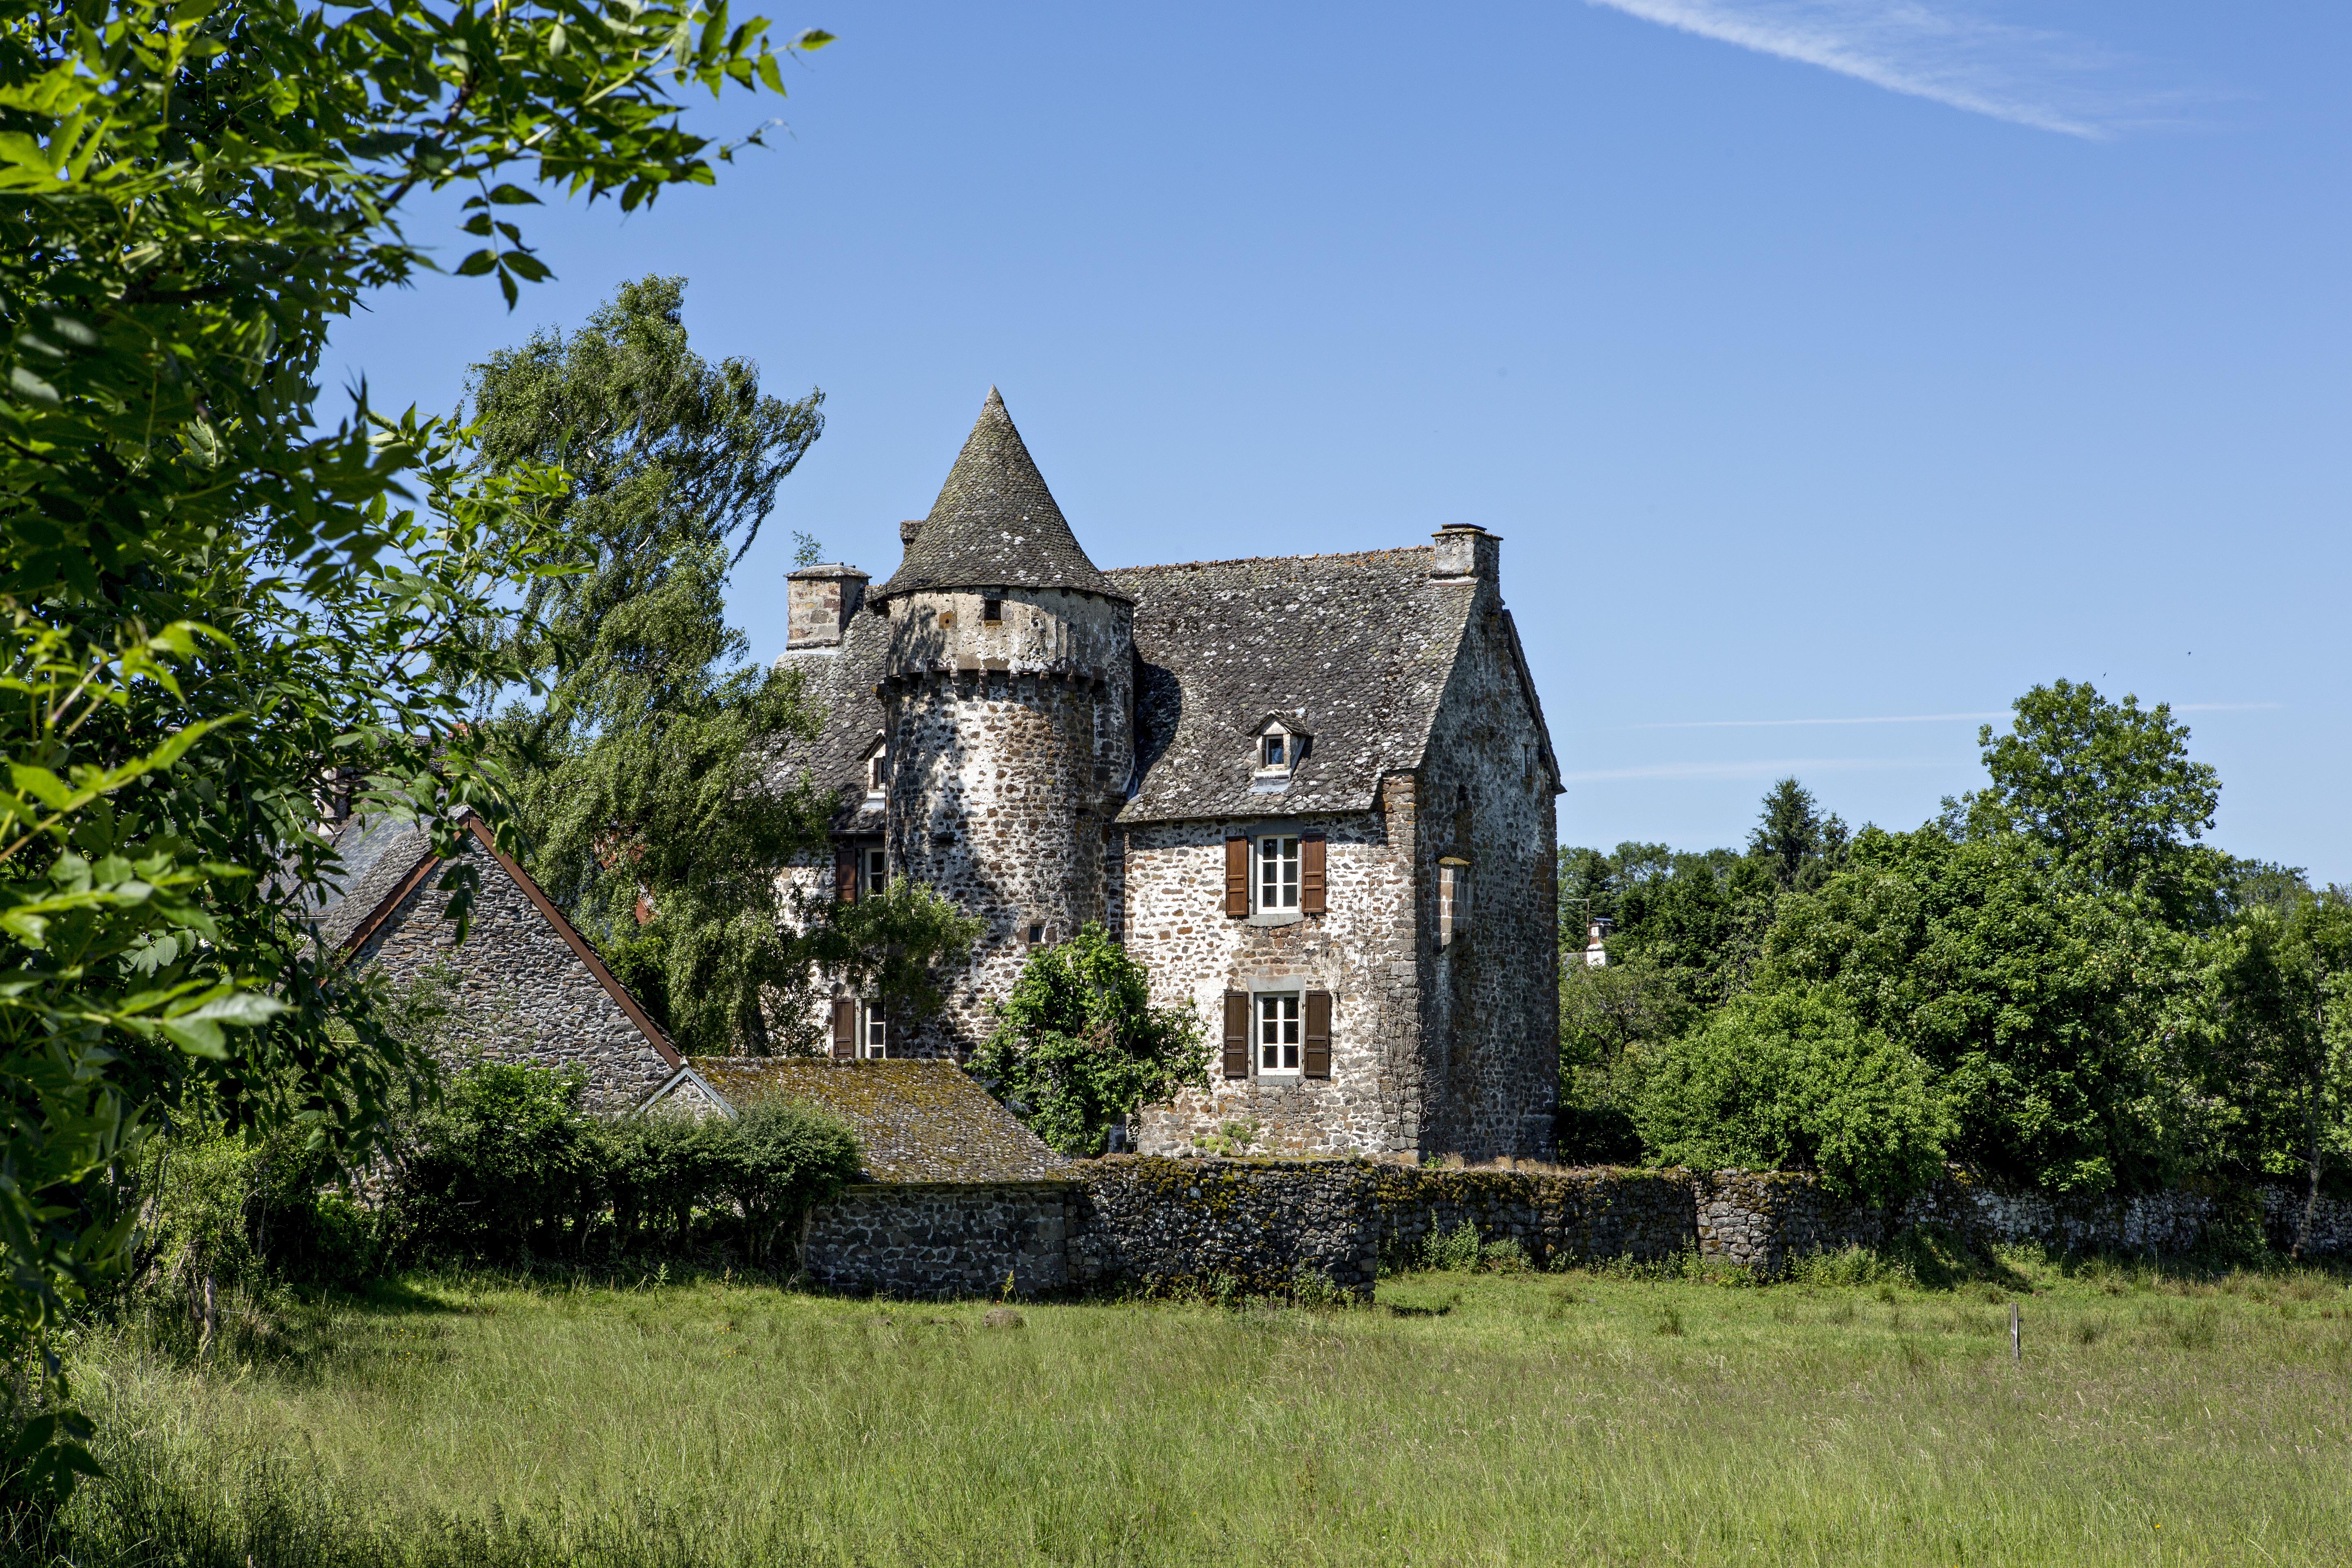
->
[1411, 579, 1561, 1162]
[1372, 1166, 1698, 1269]
[802, 1182, 1071, 1296]
[1066, 1156, 1379, 1297]
[350, 837, 674, 1111]
[881, 586, 1134, 1057]
[1125, 807, 1422, 1157]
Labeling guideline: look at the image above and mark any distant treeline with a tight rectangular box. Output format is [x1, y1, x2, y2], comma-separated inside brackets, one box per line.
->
[1559, 680, 2347, 1251]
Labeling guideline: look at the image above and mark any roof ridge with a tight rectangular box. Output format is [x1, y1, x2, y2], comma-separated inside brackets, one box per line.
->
[1105, 543, 1438, 576]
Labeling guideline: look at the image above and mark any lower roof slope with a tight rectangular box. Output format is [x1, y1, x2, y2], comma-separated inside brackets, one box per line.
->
[695, 1059, 1073, 1183]
[1107, 546, 1474, 822]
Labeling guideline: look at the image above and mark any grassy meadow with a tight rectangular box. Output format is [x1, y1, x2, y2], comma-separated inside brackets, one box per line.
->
[16, 1250, 2352, 1568]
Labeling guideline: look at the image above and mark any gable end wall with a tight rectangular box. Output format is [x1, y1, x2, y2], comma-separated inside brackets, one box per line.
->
[351, 837, 674, 1111]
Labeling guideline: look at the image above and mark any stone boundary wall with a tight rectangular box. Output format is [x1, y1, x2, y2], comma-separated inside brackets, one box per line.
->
[803, 1183, 1072, 1296]
[1067, 1158, 1378, 1297]
[800, 1161, 2352, 1298]
[1372, 1167, 1697, 1270]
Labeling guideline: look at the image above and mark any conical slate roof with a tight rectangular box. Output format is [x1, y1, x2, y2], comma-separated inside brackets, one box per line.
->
[873, 389, 1127, 603]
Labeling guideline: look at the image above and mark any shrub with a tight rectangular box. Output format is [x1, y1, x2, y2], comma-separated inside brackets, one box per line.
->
[968, 924, 1207, 1156]
[1632, 985, 1954, 1202]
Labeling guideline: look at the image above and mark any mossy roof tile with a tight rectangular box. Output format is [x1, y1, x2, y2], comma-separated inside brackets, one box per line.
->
[694, 1059, 1074, 1184]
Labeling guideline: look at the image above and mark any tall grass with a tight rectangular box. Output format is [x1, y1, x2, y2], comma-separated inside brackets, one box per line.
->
[13, 1254, 2352, 1567]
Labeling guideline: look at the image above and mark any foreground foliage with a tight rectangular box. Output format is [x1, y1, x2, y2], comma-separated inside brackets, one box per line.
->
[13, 1255, 2350, 1566]
[0, 0, 820, 1495]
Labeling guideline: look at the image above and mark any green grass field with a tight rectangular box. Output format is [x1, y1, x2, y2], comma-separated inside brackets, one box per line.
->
[23, 1250, 2352, 1567]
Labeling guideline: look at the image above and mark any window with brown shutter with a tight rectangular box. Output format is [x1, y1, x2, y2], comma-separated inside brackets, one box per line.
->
[834, 844, 858, 904]
[1221, 990, 1250, 1078]
[830, 998, 856, 1060]
[1301, 833, 1326, 915]
[1223, 835, 1249, 919]
[1303, 990, 1332, 1078]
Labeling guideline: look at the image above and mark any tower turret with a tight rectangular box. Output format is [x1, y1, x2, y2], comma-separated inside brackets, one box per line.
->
[868, 389, 1136, 1054]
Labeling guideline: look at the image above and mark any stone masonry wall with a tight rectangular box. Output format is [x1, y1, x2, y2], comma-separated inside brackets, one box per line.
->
[352, 837, 674, 1111]
[1126, 808, 1421, 1158]
[881, 585, 1134, 1059]
[1067, 1156, 1379, 1297]
[1411, 574, 1561, 1163]
[802, 1182, 1071, 1296]
[800, 1160, 2352, 1300]
[1373, 1166, 1698, 1270]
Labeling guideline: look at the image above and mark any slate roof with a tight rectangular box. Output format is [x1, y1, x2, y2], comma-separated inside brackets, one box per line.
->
[1107, 547, 1476, 822]
[871, 389, 1126, 604]
[765, 543, 1500, 826]
[309, 815, 435, 950]
[693, 1059, 1074, 1183]
[768, 615, 891, 831]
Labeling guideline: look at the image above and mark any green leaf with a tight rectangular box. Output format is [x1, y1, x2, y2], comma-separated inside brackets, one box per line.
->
[455, 249, 499, 276]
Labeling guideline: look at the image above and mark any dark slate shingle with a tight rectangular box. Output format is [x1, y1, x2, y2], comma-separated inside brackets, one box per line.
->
[870, 389, 1126, 604]
[1107, 546, 1474, 823]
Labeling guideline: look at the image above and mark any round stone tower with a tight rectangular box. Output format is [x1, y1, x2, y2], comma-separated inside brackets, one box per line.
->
[865, 389, 1135, 1056]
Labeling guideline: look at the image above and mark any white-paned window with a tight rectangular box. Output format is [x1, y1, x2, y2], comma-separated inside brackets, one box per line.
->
[861, 997, 887, 1059]
[1256, 993, 1301, 1075]
[1258, 835, 1301, 911]
[1261, 733, 1287, 769]
[864, 846, 888, 896]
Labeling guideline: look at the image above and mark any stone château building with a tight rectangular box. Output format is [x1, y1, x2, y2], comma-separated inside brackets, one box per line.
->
[771, 391, 1562, 1162]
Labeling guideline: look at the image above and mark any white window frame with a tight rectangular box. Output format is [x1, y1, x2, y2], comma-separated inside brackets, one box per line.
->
[860, 996, 887, 1059]
[863, 846, 888, 897]
[1255, 991, 1302, 1077]
[1258, 834, 1301, 912]
[864, 740, 889, 798]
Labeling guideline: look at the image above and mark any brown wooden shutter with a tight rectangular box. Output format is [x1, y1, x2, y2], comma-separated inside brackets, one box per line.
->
[830, 998, 856, 1060]
[834, 844, 858, 904]
[1300, 832, 1326, 915]
[1221, 991, 1250, 1078]
[1303, 990, 1332, 1078]
[1224, 835, 1249, 919]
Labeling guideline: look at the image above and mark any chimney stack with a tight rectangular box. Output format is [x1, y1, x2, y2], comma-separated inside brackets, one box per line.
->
[1430, 523, 1500, 584]
[786, 564, 869, 649]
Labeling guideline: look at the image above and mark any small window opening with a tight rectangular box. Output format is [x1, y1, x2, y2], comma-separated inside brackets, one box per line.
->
[864, 846, 887, 896]
[1257, 993, 1301, 1075]
[982, 597, 1003, 624]
[1027, 922, 1045, 946]
[1258, 835, 1301, 911]
[861, 997, 887, 1059]
[1261, 734, 1286, 769]
[1437, 858, 1469, 948]
[866, 746, 889, 795]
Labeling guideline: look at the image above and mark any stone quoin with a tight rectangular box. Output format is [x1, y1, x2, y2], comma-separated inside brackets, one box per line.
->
[769, 390, 1564, 1161]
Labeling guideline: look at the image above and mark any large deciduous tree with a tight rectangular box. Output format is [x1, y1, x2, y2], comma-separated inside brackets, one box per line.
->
[0, 0, 822, 1492]
[464, 278, 978, 1054]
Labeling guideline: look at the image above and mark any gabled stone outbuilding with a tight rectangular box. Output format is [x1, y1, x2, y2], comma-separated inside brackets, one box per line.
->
[770, 390, 1563, 1162]
[313, 813, 708, 1113]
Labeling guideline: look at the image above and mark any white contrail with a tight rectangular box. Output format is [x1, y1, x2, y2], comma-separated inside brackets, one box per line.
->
[1562, 757, 1950, 784]
[1586, 0, 2121, 138]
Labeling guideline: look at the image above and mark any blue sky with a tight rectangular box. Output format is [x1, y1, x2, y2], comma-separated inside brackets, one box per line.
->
[327, 1, 2352, 877]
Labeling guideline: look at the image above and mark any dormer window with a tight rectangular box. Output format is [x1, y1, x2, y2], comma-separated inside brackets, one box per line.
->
[863, 737, 889, 798]
[1251, 716, 1309, 790]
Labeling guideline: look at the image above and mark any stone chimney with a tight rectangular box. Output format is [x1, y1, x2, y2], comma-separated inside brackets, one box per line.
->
[786, 564, 869, 649]
[1430, 523, 1500, 584]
